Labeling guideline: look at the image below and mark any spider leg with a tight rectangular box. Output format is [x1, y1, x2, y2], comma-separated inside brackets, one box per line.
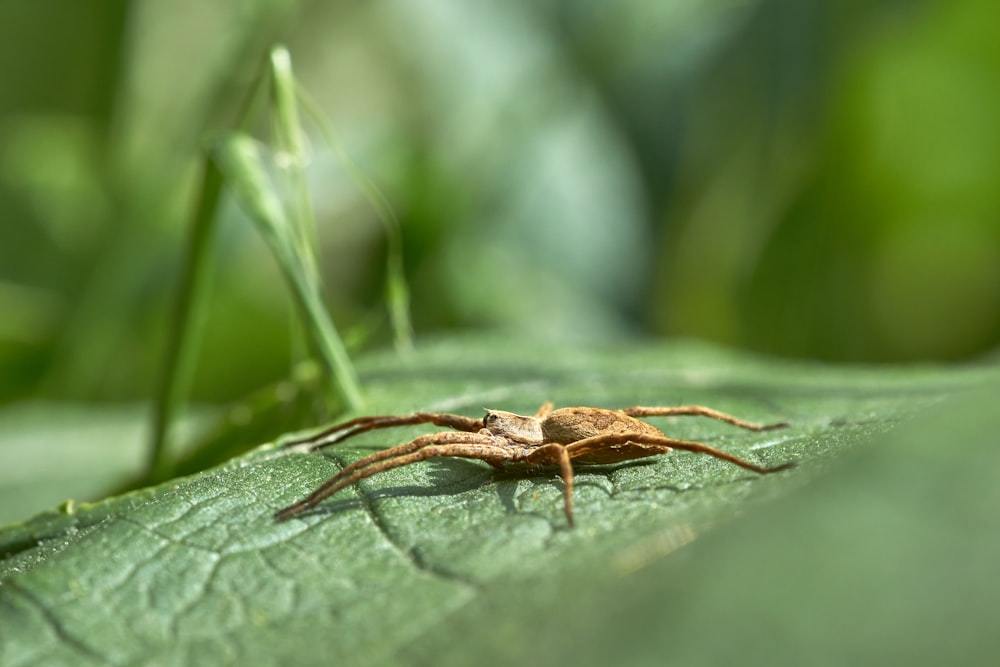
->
[281, 412, 484, 450]
[534, 401, 555, 418]
[275, 432, 511, 521]
[566, 432, 794, 475]
[621, 405, 788, 431]
[525, 443, 576, 527]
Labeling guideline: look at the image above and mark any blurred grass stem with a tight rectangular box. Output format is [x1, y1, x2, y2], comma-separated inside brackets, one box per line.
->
[146, 46, 365, 480]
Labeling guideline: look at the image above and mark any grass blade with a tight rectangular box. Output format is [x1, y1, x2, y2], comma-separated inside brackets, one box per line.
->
[212, 133, 364, 411]
[146, 156, 224, 478]
[297, 87, 414, 354]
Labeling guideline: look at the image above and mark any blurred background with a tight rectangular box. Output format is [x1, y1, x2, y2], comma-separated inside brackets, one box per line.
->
[1, 0, 998, 410]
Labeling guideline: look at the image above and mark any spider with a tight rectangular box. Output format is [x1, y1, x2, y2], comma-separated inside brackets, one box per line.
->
[274, 402, 793, 527]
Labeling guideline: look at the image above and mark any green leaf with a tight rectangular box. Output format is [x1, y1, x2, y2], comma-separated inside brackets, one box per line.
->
[1, 338, 996, 666]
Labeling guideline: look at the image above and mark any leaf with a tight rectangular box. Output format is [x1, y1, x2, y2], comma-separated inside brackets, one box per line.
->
[1, 337, 996, 666]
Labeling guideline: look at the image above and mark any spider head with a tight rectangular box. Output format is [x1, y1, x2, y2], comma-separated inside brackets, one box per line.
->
[482, 409, 544, 445]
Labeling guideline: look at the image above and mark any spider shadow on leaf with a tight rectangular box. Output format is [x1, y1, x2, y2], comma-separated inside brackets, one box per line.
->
[493, 456, 770, 521]
[476, 458, 670, 523]
[608, 453, 797, 503]
[277, 456, 660, 524]
[279, 457, 498, 521]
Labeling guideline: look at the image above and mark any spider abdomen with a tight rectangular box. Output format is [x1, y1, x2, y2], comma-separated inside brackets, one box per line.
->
[541, 407, 663, 444]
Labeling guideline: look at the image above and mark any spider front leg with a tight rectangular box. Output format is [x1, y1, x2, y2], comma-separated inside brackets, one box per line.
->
[282, 411, 484, 450]
[534, 401, 554, 418]
[275, 431, 510, 521]
[621, 405, 788, 431]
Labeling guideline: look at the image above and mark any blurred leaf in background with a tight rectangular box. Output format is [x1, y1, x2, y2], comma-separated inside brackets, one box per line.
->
[2, 0, 997, 409]
[645, 0, 1000, 360]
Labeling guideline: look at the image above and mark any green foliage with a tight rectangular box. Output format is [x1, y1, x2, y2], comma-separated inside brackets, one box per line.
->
[150, 45, 374, 479]
[1, 4, 998, 662]
[3, 1, 997, 414]
[2, 339, 995, 666]
[212, 132, 362, 411]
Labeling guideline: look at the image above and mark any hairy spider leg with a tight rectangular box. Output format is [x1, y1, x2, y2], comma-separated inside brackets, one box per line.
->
[566, 432, 795, 474]
[516, 431, 787, 529]
[274, 431, 514, 521]
[622, 405, 788, 431]
[620, 406, 788, 432]
[524, 443, 576, 527]
[282, 412, 484, 450]
[534, 401, 554, 418]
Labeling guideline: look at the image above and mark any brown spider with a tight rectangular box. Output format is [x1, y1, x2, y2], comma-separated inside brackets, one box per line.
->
[274, 402, 793, 527]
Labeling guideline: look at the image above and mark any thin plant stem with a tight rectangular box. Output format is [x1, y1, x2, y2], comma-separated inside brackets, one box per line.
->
[297, 88, 414, 355]
[147, 157, 224, 478]
[147, 46, 367, 479]
[212, 133, 364, 411]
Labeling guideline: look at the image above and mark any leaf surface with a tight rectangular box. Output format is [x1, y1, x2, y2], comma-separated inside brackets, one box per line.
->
[1, 337, 995, 666]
